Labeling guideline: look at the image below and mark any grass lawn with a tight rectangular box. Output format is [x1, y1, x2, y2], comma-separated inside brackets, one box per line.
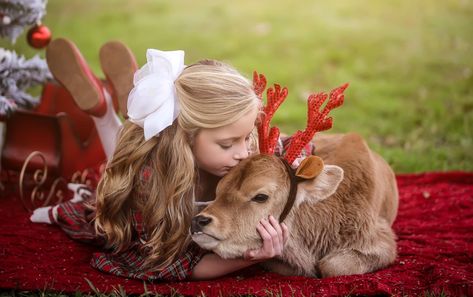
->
[2, 0, 472, 173]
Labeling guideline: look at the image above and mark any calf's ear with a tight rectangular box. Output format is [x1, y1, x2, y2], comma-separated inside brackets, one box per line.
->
[295, 156, 324, 179]
[296, 157, 344, 204]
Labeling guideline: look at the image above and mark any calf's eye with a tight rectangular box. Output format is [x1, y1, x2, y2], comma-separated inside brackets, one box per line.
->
[251, 194, 269, 203]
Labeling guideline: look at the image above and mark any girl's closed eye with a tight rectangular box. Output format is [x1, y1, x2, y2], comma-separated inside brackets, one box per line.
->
[218, 132, 252, 150]
[219, 143, 232, 150]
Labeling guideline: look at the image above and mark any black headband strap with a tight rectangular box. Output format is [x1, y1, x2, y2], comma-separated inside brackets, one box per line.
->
[279, 158, 303, 223]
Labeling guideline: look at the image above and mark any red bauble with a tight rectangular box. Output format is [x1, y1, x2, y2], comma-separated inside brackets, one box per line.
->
[27, 24, 52, 49]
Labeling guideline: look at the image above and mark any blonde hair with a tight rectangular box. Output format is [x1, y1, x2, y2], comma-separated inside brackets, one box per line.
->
[95, 60, 260, 269]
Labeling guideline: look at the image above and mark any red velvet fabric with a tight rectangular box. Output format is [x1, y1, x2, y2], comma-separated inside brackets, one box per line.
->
[1, 172, 472, 296]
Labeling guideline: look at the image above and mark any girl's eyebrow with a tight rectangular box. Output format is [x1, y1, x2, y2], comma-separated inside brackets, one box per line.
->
[218, 136, 240, 141]
[219, 132, 252, 142]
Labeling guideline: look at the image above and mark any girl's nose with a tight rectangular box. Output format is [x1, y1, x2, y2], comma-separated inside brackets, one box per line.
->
[233, 144, 250, 160]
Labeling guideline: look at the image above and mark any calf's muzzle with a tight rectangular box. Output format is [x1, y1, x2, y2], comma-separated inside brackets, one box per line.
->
[191, 215, 212, 233]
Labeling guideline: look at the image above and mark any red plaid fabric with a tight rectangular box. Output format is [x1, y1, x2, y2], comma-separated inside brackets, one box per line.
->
[54, 197, 104, 246]
[53, 194, 205, 281]
[90, 240, 204, 281]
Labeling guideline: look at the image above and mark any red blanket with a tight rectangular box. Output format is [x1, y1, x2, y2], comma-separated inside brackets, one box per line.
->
[1, 172, 472, 296]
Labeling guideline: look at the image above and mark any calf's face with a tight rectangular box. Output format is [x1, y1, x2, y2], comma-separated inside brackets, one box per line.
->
[191, 154, 344, 259]
[191, 154, 290, 258]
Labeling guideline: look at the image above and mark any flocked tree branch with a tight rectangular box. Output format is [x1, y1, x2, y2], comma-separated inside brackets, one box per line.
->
[0, 48, 51, 115]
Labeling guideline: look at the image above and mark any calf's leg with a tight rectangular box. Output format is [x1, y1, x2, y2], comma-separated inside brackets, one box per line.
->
[317, 222, 397, 277]
[318, 249, 379, 277]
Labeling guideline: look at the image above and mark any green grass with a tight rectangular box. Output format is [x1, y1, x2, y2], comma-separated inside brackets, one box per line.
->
[2, 0, 472, 173]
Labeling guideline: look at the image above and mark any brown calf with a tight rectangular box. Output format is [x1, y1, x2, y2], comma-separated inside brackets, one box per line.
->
[191, 133, 398, 277]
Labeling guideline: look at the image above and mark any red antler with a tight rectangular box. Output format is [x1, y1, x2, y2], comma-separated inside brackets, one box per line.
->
[253, 71, 266, 99]
[253, 71, 288, 154]
[284, 83, 349, 164]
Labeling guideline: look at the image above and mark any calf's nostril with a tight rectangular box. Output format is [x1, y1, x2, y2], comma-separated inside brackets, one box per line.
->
[196, 215, 212, 227]
[191, 215, 212, 234]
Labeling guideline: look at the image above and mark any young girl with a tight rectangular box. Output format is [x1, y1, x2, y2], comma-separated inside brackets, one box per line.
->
[31, 38, 289, 281]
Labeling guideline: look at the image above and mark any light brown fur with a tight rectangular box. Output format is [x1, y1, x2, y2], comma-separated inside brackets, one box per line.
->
[192, 133, 399, 277]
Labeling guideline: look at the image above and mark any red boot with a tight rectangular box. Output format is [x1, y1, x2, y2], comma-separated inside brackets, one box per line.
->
[99, 41, 138, 118]
[46, 38, 107, 117]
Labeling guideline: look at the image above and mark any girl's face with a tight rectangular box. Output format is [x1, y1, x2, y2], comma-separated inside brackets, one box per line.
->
[193, 107, 258, 177]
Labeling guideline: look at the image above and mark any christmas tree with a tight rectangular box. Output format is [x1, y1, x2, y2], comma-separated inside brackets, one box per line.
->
[0, 0, 51, 116]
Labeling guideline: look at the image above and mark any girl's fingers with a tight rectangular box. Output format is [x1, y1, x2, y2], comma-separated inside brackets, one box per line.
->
[244, 249, 255, 260]
[281, 222, 289, 245]
[256, 222, 273, 255]
[260, 217, 278, 239]
[260, 217, 281, 255]
[268, 215, 283, 247]
[249, 217, 290, 260]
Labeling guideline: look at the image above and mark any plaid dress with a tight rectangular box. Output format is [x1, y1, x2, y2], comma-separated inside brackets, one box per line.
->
[52, 189, 206, 281]
[51, 136, 314, 281]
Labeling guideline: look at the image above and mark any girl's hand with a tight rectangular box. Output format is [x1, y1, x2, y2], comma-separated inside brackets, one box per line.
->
[243, 215, 289, 261]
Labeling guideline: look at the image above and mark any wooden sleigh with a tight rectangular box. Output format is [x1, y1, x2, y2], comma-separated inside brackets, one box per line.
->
[0, 82, 106, 211]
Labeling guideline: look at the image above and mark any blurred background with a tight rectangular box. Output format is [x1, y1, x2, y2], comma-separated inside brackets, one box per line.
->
[2, 0, 472, 173]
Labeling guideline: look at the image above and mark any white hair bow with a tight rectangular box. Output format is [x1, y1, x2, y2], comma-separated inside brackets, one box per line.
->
[127, 49, 185, 140]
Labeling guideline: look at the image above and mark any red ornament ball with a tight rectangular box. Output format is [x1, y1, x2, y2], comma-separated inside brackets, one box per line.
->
[27, 24, 52, 49]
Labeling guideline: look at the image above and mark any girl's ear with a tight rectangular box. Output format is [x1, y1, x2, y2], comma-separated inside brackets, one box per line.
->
[296, 162, 344, 206]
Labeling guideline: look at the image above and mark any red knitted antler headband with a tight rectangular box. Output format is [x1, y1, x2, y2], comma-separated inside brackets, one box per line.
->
[253, 71, 348, 165]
